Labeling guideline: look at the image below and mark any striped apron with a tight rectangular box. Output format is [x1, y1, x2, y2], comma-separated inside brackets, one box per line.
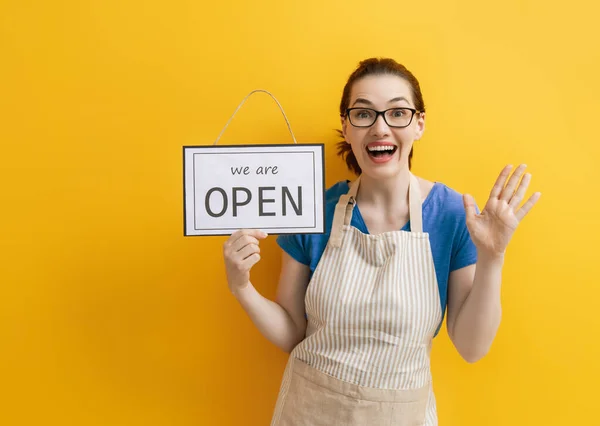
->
[271, 173, 442, 426]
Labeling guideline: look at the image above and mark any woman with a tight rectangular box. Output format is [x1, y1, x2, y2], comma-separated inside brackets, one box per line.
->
[222, 58, 540, 425]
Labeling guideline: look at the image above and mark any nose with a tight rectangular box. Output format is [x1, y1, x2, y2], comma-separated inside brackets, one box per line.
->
[370, 113, 391, 138]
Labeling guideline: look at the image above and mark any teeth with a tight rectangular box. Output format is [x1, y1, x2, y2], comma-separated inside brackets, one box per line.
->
[367, 145, 396, 152]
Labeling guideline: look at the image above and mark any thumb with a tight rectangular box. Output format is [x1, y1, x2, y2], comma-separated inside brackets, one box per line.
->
[463, 193, 478, 221]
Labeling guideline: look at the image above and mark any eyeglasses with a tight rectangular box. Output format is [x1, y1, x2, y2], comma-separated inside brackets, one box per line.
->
[345, 107, 420, 128]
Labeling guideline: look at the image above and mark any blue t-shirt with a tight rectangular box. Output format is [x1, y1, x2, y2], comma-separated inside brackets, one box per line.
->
[276, 180, 478, 335]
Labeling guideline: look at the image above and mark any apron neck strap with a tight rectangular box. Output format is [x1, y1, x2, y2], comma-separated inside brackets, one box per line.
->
[408, 173, 423, 233]
[329, 173, 423, 248]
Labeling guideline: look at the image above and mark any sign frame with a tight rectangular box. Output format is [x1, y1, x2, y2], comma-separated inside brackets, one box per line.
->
[183, 143, 326, 237]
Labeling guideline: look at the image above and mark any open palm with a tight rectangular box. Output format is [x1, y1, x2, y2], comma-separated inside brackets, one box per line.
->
[463, 164, 541, 257]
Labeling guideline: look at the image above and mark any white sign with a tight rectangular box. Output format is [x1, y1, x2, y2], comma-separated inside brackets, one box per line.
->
[183, 144, 325, 236]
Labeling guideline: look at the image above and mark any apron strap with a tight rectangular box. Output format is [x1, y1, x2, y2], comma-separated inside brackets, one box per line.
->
[329, 176, 360, 248]
[408, 173, 423, 233]
[329, 173, 423, 248]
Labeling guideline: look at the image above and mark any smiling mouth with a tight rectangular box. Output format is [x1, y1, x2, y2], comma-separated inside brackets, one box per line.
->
[366, 145, 398, 158]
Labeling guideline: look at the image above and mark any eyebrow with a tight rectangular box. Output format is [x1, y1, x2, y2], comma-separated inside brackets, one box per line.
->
[352, 96, 410, 107]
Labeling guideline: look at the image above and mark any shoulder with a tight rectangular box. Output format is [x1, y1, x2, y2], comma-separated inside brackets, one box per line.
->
[325, 180, 350, 204]
[415, 175, 462, 211]
[322, 180, 351, 220]
[424, 180, 467, 216]
[420, 179, 470, 234]
[276, 180, 349, 269]
[421, 181, 477, 267]
[277, 180, 349, 246]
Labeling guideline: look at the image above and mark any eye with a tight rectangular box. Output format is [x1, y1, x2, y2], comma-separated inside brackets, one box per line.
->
[352, 109, 374, 119]
[391, 109, 406, 117]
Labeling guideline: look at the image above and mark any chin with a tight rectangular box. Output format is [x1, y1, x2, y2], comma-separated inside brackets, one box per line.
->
[361, 166, 407, 181]
[357, 155, 409, 180]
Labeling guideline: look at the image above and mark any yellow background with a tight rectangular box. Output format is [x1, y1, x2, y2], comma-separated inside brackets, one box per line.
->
[1, 0, 598, 425]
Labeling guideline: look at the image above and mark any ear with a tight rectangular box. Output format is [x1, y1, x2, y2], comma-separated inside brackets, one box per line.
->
[414, 112, 425, 141]
[340, 115, 348, 140]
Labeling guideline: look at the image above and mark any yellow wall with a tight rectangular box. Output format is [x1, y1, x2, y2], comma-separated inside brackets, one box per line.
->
[1, 1, 598, 425]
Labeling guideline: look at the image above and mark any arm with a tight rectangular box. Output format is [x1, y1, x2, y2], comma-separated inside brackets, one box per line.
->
[446, 255, 504, 363]
[448, 164, 541, 363]
[223, 229, 310, 353]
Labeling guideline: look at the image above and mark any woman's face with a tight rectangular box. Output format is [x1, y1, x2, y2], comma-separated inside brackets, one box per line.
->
[341, 74, 425, 180]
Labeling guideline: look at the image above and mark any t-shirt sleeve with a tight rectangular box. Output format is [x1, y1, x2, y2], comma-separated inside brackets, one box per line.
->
[450, 213, 478, 271]
[276, 234, 311, 266]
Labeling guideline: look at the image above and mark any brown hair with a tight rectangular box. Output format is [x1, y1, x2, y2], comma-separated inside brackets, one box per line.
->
[336, 58, 426, 175]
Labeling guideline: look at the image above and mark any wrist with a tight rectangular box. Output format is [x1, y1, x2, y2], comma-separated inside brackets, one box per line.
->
[477, 250, 505, 266]
[230, 281, 252, 298]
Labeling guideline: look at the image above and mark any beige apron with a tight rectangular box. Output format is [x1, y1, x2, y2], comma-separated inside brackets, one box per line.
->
[271, 173, 442, 426]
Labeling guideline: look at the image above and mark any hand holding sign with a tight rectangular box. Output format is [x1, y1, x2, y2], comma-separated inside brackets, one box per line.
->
[223, 229, 268, 293]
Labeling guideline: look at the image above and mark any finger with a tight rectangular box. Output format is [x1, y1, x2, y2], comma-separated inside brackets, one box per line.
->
[489, 165, 513, 199]
[508, 172, 531, 209]
[232, 235, 260, 252]
[225, 229, 245, 248]
[241, 253, 261, 270]
[500, 164, 527, 202]
[463, 193, 478, 221]
[515, 192, 542, 221]
[237, 243, 260, 261]
[228, 229, 268, 247]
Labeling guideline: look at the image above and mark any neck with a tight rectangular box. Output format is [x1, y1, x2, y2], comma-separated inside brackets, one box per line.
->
[355, 168, 411, 209]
